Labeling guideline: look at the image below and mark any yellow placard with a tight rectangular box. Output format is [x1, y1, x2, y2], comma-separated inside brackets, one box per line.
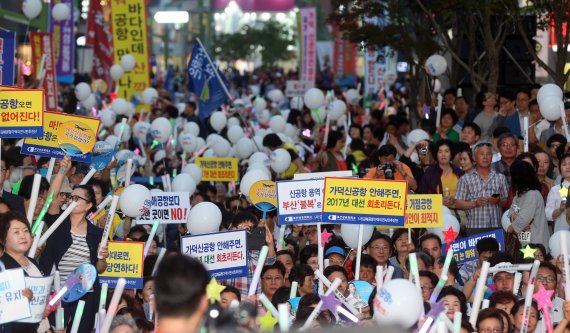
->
[110, 0, 151, 110]
[0, 89, 44, 138]
[0, 85, 18, 90]
[378, 194, 443, 228]
[195, 157, 239, 182]
[56, 120, 97, 155]
[322, 177, 408, 226]
[250, 180, 277, 209]
[99, 241, 144, 288]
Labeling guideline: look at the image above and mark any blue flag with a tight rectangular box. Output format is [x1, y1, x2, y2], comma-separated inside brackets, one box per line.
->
[187, 42, 230, 120]
[0, 31, 16, 86]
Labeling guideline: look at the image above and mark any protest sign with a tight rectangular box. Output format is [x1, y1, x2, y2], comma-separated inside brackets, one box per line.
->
[0, 268, 31, 324]
[443, 229, 505, 265]
[17, 275, 54, 323]
[293, 170, 353, 180]
[0, 89, 44, 138]
[277, 178, 324, 225]
[322, 177, 408, 226]
[99, 241, 144, 288]
[285, 80, 314, 97]
[56, 120, 97, 156]
[49, 0, 74, 83]
[22, 112, 100, 162]
[250, 180, 277, 218]
[181, 230, 247, 279]
[0, 31, 16, 86]
[378, 194, 443, 229]
[30, 32, 58, 111]
[195, 157, 238, 182]
[298, 7, 316, 83]
[135, 192, 191, 224]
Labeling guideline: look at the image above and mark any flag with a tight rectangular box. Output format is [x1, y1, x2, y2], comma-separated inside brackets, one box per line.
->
[0, 31, 16, 86]
[187, 42, 230, 120]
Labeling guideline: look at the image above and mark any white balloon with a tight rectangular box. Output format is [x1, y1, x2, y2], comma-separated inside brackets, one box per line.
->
[81, 94, 96, 110]
[111, 98, 129, 115]
[433, 78, 442, 93]
[270, 148, 291, 173]
[253, 136, 264, 153]
[374, 279, 423, 328]
[113, 122, 131, 142]
[269, 115, 286, 133]
[142, 87, 159, 105]
[207, 133, 222, 145]
[227, 125, 245, 144]
[104, 135, 119, 147]
[290, 96, 304, 110]
[284, 123, 298, 139]
[74, 82, 91, 101]
[425, 54, 447, 76]
[345, 89, 360, 105]
[537, 84, 563, 105]
[150, 118, 172, 144]
[150, 188, 163, 196]
[171, 173, 196, 194]
[254, 98, 267, 112]
[183, 122, 200, 136]
[406, 129, 430, 147]
[428, 213, 460, 242]
[257, 110, 271, 124]
[310, 107, 326, 124]
[182, 164, 202, 183]
[539, 98, 563, 122]
[210, 111, 227, 132]
[110, 64, 124, 81]
[268, 89, 284, 103]
[327, 100, 347, 121]
[119, 184, 152, 218]
[236, 137, 254, 159]
[196, 137, 206, 151]
[227, 117, 240, 128]
[180, 133, 198, 153]
[240, 169, 270, 196]
[187, 202, 222, 235]
[125, 103, 136, 117]
[341, 224, 374, 248]
[120, 54, 136, 72]
[52, 3, 70, 21]
[383, 71, 398, 85]
[247, 163, 272, 179]
[304, 88, 325, 109]
[132, 121, 150, 143]
[337, 114, 347, 126]
[249, 152, 270, 166]
[115, 149, 135, 163]
[22, 0, 42, 20]
[153, 149, 166, 163]
[549, 231, 570, 258]
[203, 149, 215, 158]
[213, 139, 231, 157]
[101, 109, 116, 128]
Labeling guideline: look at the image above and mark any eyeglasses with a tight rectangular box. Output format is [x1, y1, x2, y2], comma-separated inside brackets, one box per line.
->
[262, 276, 283, 282]
[421, 286, 434, 292]
[536, 275, 556, 283]
[500, 143, 516, 148]
[480, 328, 502, 333]
[71, 194, 89, 203]
[370, 246, 390, 253]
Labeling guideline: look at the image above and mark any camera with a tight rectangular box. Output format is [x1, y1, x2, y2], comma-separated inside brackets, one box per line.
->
[380, 163, 395, 180]
[420, 146, 428, 156]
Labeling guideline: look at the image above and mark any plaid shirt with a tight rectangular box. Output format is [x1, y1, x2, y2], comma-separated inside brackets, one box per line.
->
[491, 159, 511, 185]
[220, 250, 276, 301]
[455, 169, 508, 229]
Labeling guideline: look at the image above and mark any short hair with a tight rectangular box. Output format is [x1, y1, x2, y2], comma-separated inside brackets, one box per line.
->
[440, 108, 458, 125]
[377, 144, 397, 158]
[0, 211, 30, 251]
[351, 253, 377, 273]
[298, 293, 320, 310]
[437, 286, 468, 317]
[419, 270, 438, 288]
[538, 261, 558, 284]
[110, 315, 140, 333]
[261, 261, 286, 278]
[455, 96, 468, 104]
[350, 138, 366, 152]
[74, 185, 98, 214]
[185, 101, 197, 110]
[463, 122, 482, 137]
[262, 133, 283, 149]
[323, 265, 348, 280]
[391, 228, 417, 255]
[284, 238, 300, 260]
[372, 126, 386, 140]
[326, 130, 344, 150]
[366, 231, 392, 255]
[155, 254, 208, 318]
[221, 285, 241, 302]
[276, 250, 295, 263]
[492, 126, 511, 139]
[499, 90, 516, 102]
[547, 134, 567, 148]
[230, 211, 259, 229]
[436, 256, 459, 279]
[476, 237, 500, 253]
[87, 178, 110, 195]
[18, 175, 50, 200]
[289, 264, 314, 287]
[419, 233, 442, 249]
[299, 244, 318, 265]
[488, 291, 518, 308]
[444, 88, 457, 97]
[497, 132, 518, 148]
[510, 299, 540, 320]
[476, 308, 505, 332]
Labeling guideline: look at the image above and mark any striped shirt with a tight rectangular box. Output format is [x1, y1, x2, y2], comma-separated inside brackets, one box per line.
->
[58, 231, 90, 287]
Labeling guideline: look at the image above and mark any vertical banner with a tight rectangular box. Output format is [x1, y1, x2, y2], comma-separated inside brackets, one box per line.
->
[298, 7, 316, 84]
[363, 17, 379, 96]
[49, 0, 74, 84]
[0, 31, 16, 86]
[333, 26, 357, 85]
[110, 0, 151, 105]
[86, 0, 113, 91]
[30, 32, 58, 112]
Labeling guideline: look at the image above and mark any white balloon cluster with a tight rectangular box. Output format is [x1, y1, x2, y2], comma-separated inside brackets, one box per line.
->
[537, 84, 564, 121]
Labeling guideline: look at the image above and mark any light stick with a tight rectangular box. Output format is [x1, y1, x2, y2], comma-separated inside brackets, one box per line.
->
[290, 281, 298, 299]
[96, 309, 105, 333]
[54, 271, 64, 330]
[436, 94, 443, 127]
[440, 248, 454, 280]
[125, 158, 133, 186]
[440, 313, 454, 332]
[99, 283, 109, 311]
[482, 299, 490, 309]
[80, 167, 98, 185]
[457, 88, 463, 97]
[144, 220, 160, 257]
[561, 232, 570, 300]
[419, 317, 435, 333]
[409, 253, 421, 290]
[149, 294, 155, 320]
[115, 118, 128, 150]
[152, 248, 166, 276]
[31, 190, 54, 234]
[488, 263, 532, 273]
[299, 278, 342, 331]
[453, 312, 462, 333]
[26, 174, 42, 225]
[354, 224, 364, 281]
[469, 261, 490, 327]
[313, 270, 359, 315]
[248, 245, 269, 296]
[69, 300, 85, 333]
[560, 102, 570, 141]
[376, 265, 384, 288]
[523, 116, 529, 152]
[277, 225, 286, 251]
[520, 260, 540, 333]
[259, 294, 279, 318]
[39, 201, 78, 247]
[317, 223, 324, 294]
[513, 272, 522, 295]
[27, 221, 43, 258]
[88, 194, 113, 221]
[429, 276, 448, 303]
[324, 259, 330, 268]
[437, 317, 446, 333]
[49, 286, 69, 307]
[278, 303, 290, 333]
[338, 307, 359, 323]
[98, 195, 120, 258]
[100, 278, 127, 333]
[384, 266, 395, 282]
[46, 158, 56, 182]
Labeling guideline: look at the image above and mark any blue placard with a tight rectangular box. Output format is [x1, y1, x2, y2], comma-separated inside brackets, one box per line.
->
[21, 143, 93, 163]
[276, 178, 324, 225]
[99, 276, 142, 289]
[0, 126, 43, 139]
[0, 31, 16, 86]
[442, 229, 505, 265]
[180, 229, 248, 280]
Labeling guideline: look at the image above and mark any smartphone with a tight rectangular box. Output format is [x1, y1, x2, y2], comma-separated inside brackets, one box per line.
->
[246, 227, 266, 251]
[491, 193, 500, 198]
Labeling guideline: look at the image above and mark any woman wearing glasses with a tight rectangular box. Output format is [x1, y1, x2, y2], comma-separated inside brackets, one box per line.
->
[39, 156, 109, 333]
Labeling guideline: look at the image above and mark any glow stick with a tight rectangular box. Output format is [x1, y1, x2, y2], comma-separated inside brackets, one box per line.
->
[469, 261, 490, 327]
[89, 194, 113, 220]
[429, 276, 448, 302]
[54, 271, 63, 330]
[149, 294, 155, 320]
[437, 317, 446, 333]
[436, 94, 443, 127]
[125, 158, 133, 186]
[313, 270, 359, 315]
[560, 103, 570, 141]
[354, 224, 364, 280]
[165, 174, 172, 192]
[482, 299, 490, 309]
[324, 259, 330, 268]
[80, 167, 97, 185]
[189, 142, 212, 162]
[26, 174, 42, 224]
[457, 88, 463, 97]
[46, 158, 56, 182]
[99, 283, 108, 311]
[290, 281, 298, 299]
[98, 195, 119, 258]
[248, 245, 269, 296]
[116, 118, 128, 150]
[385, 266, 395, 282]
[300, 278, 341, 331]
[100, 278, 126, 333]
[513, 272, 522, 295]
[409, 253, 421, 290]
[277, 225, 286, 251]
[39, 201, 78, 247]
[520, 260, 540, 333]
[561, 231, 570, 300]
[338, 307, 359, 323]
[440, 248, 454, 280]
[32, 191, 53, 235]
[419, 317, 435, 333]
[69, 300, 85, 333]
[488, 263, 533, 273]
[27, 221, 43, 257]
[152, 247, 166, 276]
[440, 313, 454, 332]
[144, 220, 160, 257]
[259, 294, 279, 318]
[317, 223, 324, 294]
[49, 286, 68, 307]
[453, 312, 462, 333]
[376, 265, 384, 288]
[278, 303, 290, 333]
[524, 116, 529, 152]
[96, 309, 105, 333]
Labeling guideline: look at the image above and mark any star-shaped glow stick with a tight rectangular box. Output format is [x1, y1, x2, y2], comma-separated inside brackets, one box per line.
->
[520, 245, 537, 259]
[206, 278, 226, 304]
[258, 310, 279, 332]
[321, 228, 333, 247]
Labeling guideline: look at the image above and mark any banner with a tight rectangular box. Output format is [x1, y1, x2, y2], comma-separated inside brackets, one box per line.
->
[195, 157, 238, 182]
[405, 194, 443, 228]
[333, 26, 357, 80]
[322, 178, 408, 226]
[49, 0, 74, 83]
[86, 0, 113, 92]
[443, 229, 505, 265]
[0, 31, 16, 86]
[17, 275, 54, 323]
[99, 241, 144, 288]
[0, 89, 44, 138]
[298, 7, 317, 83]
[110, 0, 150, 106]
[30, 32, 58, 111]
[285, 80, 315, 97]
[135, 192, 191, 224]
[277, 178, 324, 225]
[22, 112, 101, 163]
[181, 230, 248, 279]
[0, 268, 31, 324]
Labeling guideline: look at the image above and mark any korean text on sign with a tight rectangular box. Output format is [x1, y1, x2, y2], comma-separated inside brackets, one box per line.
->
[0, 89, 44, 138]
[442, 229, 505, 265]
[0, 268, 31, 324]
[322, 177, 408, 226]
[195, 157, 238, 182]
[135, 192, 191, 224]
[405, 194, 443, 228]
[181, 230, 248, 279]
[285, 80, 315, 97]
[277, 178, 324, 225]
[30, 32, 58, 111]
[99, 241, 144, 288]
[298, 7, 316, 83]
[17, 276, 54, 324]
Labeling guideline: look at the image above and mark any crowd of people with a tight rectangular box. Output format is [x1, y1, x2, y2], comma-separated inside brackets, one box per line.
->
[2, 73, 570, 333]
